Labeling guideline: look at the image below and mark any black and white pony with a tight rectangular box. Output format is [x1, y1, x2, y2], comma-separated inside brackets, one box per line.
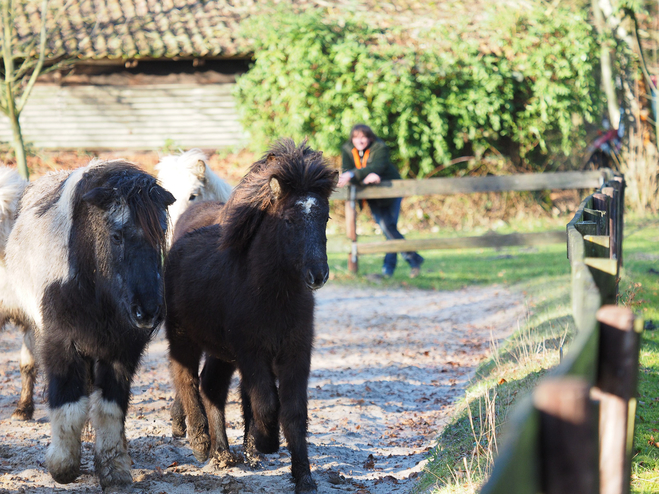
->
[165, 140, 337, 494]
[3, 160, 174, 489]
[155, 148, 232, 246]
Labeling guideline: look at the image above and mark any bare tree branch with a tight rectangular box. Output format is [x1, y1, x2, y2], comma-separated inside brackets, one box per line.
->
[16, 0, 49, 115]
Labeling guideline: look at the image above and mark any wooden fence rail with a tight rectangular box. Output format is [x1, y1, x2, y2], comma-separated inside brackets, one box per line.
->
[480, 172, 644, 494]
[332, 169, 613, 273]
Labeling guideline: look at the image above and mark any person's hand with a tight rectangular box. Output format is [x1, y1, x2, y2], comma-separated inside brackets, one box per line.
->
[337, 171, 353, 188]
[362, 173, 381, 185]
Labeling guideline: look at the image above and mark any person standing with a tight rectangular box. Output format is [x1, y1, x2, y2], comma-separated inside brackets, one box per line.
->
[337, 124, 424, 278]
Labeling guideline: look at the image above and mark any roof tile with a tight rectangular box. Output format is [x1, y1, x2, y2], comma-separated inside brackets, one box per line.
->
[12, 0, 494, 61]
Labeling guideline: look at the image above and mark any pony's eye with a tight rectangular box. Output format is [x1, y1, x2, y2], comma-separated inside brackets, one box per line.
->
[111, 232, 123, 244]
[189, 193, 198, 201]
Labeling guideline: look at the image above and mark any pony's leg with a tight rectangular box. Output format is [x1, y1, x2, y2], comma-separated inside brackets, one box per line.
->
[277, 350, 317, 494]
[11, 329, 37, 421]
[240, 359, 280, 457]
[90, 360, 133, 489]
[240, 380, 260, 467]
[200, 356, 236, 466]
[171, 392, 186, 438]
[169, 341, 210, 461]
[43, 341, 90, 484]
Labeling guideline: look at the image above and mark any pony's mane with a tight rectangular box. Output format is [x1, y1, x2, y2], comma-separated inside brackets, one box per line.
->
[219, 139, 337, 251]
[81, 160, 170, 251]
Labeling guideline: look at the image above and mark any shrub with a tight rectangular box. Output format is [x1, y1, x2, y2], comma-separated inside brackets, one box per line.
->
[234, 5, 601, 177]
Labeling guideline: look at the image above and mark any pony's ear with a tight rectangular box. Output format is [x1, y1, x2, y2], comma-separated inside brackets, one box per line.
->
[150, 186, 176, 207]
[269, 176, 282, 201]
[193, 160, 206, 180]
[82, 187, 113, 209]
[266, 153, 278, 167]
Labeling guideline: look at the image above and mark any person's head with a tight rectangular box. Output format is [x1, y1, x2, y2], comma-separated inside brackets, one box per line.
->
[350, 124, 377, 151]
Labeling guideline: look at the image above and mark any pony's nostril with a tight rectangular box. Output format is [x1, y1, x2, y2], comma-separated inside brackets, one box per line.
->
[305, 267, 329, 289]
[132, 304, 144, 322]
[306, 270, 316, 287]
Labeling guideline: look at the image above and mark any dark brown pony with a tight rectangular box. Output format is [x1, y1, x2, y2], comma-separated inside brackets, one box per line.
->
[164, 139, 337, 494]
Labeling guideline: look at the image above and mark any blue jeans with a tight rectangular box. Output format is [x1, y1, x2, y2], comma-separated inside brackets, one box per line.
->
[368, 197, 424, 275]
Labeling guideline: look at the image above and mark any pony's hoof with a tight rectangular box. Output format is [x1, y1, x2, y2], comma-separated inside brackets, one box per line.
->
[46, 443, 81, 484]
[253, 429, 279, 454]
[95, 451, 132, 490]
[295, 475, 318, 494]
[190, 433, 211, 462]
[48, 465, 80, 485]
[170, 400, 186, 438]
[172, 420, 186, 438]
[210, 449, 241, 469]
[11, 405, 34, 421]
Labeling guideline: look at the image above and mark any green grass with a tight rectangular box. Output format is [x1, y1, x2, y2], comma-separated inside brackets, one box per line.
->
[624, 219, 659, 493]
[328, 240, 571, 291]
[325, 215, 659, 493]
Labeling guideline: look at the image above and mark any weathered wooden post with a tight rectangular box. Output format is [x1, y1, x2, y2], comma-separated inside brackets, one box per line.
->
[601, 185, 618, 262]
[534, 377, 598, 494]
[595, 306, 642, 494]
[345, 184, 359, 274]
[610, 176, 625, 270]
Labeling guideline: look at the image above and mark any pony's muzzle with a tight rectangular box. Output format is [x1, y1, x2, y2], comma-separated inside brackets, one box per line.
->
[305, 263, 329, 290]
[130, 303, 161, 329]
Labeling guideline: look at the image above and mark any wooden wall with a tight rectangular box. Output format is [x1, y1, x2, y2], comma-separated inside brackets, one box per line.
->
[0, 83, 248, 149]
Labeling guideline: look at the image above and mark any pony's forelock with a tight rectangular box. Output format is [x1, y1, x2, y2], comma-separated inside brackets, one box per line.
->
[218, 139, 337, 251]
[82, 161, 170, 252]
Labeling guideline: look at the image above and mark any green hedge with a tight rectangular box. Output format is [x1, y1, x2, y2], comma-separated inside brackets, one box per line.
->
[234, 5, 601, 177]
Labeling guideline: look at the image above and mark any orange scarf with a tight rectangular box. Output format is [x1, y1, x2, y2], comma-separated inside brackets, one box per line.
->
[351, 148, 370, 207]
[352, 148, 370, 169]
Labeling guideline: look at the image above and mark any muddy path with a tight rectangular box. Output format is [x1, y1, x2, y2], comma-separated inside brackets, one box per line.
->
[0, 284, 524, 493]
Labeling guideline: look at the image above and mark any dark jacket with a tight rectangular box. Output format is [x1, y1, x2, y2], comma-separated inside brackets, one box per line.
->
[341, 138, 401, 183]
[341, 138, 401, 208]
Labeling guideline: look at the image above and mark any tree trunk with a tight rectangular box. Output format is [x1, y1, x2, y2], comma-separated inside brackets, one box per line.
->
[9, 112, 29, 180]
[592, 0, 620, 129]
[4, 83, 28, 180]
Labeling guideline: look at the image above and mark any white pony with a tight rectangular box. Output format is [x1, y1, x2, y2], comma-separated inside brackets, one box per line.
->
[155, 149, 233, 245]
[0, 167, 32, 421]
[0, 167, 27, 257]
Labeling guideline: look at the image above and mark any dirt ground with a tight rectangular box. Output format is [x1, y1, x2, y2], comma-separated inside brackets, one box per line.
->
[0, 283, 524, 493]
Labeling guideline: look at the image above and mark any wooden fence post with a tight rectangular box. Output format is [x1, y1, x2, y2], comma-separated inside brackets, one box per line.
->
[601, 186, 617, 262]
[610, 177, 625, 269]
[533, 377, 598, 494]
[345, 185, 358, 274]
[596, 306, 642, 494]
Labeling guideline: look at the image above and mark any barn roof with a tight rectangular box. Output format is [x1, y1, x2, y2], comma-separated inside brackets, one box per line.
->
[12, 0, 448, 62]
[12, 0, 509, 62]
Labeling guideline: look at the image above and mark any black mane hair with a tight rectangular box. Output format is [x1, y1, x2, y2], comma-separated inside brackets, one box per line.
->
[219, 139, 337, 252]
[76, 160, 171, 251]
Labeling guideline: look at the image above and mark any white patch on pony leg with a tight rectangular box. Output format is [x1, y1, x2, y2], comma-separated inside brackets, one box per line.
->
[90, 389, 132, 489]
[46, 396, 90, 484]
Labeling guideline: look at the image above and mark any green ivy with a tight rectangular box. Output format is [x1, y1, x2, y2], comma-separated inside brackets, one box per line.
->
[234, 5, 601, 177]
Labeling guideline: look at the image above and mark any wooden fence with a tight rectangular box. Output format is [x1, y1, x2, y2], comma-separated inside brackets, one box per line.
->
[332, 169, 613, 273]
[480, 172, 644, 494]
